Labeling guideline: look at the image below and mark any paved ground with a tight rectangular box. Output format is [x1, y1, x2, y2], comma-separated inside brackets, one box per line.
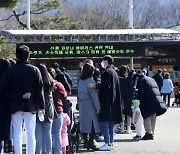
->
[69, 97, 180, 154]
[13, 97, 180, 154]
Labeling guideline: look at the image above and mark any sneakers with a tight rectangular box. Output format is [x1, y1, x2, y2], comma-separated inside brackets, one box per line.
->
[99, 143, 113, 151]
[120, 127, 126, 133]
[141, 133, 153, 140]
[114, 127, 121, 133]
[93, 140, 98, 146]
[114, 124, 121, 134]
[133, 135, 142, 140]
[96, 135, 104, 142]
[126, 126, 132, 134]
[109, 143, 114, 150]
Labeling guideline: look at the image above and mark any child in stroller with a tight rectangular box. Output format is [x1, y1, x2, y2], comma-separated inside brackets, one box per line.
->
[172, 85, 180, 106]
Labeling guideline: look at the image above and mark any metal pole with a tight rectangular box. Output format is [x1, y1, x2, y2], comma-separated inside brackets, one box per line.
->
[27, 0, 31, 30]
[129, 0, 134, 69]
[128, 0, 133, 29]
[130, 57, 134, 70]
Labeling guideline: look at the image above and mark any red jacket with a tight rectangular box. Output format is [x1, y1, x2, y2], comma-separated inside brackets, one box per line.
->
[52, 81, 67, 113]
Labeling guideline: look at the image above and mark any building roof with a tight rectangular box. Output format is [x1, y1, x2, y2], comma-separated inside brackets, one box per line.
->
[1, 28, 179, 35]
[0, 28, 180, 43]
[169, 24, 180, 32]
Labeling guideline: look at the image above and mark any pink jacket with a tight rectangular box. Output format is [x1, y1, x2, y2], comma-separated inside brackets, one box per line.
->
[61, 113, 70, 133]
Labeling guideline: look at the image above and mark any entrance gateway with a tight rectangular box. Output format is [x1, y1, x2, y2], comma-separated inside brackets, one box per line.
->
[0, 29, 180, 87]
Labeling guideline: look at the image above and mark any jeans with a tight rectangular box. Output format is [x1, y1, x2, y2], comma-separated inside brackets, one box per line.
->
[52, 113, 63, 154]
[11, 111, 36, 154]
[35, 122, 52, 154]
[162, 93, 171, 107]
[100, 121, 115, 144]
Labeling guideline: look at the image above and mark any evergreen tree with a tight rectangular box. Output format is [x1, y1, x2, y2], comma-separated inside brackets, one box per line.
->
[0, 0, 19, 9]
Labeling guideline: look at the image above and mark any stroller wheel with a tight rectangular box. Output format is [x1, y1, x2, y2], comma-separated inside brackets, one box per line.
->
[71, 144, 77, 154]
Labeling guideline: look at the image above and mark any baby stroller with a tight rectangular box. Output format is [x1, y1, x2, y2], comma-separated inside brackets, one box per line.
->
[64, 100, 80, 154]
[172, 85, 180, 106]
[67, 114, 81, 154]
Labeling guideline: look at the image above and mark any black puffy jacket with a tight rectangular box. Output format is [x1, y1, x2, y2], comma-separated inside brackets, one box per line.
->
[136, 75, 162, 119]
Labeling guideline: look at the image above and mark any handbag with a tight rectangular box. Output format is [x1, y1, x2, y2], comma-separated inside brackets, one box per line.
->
[156, 101, 167, 116]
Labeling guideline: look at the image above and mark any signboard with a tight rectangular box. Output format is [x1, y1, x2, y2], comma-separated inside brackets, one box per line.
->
[17, 43, 145, 58]
[127, 64, 141, 68]
[152, 65, 173, 73]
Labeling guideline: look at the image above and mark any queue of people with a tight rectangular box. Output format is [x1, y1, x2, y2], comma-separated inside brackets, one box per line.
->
[0, 45, 174, 153]
[0, 45, 71, 154]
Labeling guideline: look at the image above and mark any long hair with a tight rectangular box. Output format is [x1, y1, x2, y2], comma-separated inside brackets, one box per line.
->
[119, 65, 129, 77]
[80, 63, 94, 80]
[48, 67, 56, 79]
[37, 64, 54, 94]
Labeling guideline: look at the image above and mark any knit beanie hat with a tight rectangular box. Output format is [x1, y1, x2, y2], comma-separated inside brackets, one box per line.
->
[132, 100, 140, 107]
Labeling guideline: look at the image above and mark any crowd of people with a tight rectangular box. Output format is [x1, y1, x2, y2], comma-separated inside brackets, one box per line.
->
[0, 45, 72, 154]
[0, 45, 177, 153]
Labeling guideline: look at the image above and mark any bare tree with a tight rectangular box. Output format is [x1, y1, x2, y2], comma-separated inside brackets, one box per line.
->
[0, 0, 179, 30]
[61, 0, 128, 29]
[134, 0, 163, 28]
[165, 0, 180, 27]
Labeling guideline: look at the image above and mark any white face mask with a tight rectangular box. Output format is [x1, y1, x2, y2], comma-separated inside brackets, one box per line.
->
[101, 61, 105, 68]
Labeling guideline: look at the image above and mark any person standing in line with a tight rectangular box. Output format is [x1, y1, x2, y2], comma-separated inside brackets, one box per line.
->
[136, 70, 162, 140]
[118, 65, 135, 134]
[35, 64, 55, 154]
[161, 69, 167, 79]
[78, 63, 100, 151]
[98, 55, 123, 151]
[52, 63, 71, 95]
[61, 67, 73, 88]
[161, 73, 173, 107]
[83, 59, 103, 143]
[0, 59, 13, 154]
[0, 45, 45, 154]
[48, 68, 67, 154]
[61, 112, 70, 154]
[152, 69, 163, 92]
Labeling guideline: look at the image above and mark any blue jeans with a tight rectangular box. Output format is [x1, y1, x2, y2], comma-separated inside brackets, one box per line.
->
[52, 113, 63, 154]
[162, 93, 171, 107]
[35, 122, 52, 154]
[100, 121, 115, 144]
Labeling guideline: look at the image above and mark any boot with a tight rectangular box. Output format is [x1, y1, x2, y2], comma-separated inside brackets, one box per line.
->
[4, 140, 13, 153]
[83, 133, 89, 148]
[88, 141, 99, 151]
[88, 133, 99, 151]
[84, 140, 89, 149]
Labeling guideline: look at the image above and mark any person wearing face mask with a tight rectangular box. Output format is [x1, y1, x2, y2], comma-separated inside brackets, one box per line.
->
[97, 55, 123, 151]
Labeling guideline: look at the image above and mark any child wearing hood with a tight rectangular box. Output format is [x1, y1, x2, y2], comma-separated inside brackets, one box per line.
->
[132, 100, 143, 140]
